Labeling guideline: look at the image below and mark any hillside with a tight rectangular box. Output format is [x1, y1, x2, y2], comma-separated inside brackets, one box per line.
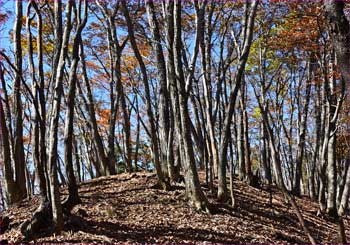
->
[1, 171, 349, 244]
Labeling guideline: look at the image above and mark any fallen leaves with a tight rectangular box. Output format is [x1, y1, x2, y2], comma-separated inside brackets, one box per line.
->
[0, 171, 349, 244]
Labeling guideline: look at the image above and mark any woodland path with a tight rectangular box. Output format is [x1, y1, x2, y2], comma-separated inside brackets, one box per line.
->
[1, 171, 349, 244]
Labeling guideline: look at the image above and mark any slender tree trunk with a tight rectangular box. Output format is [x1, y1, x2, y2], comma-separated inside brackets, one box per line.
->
[293, 61, 312, 196]
[122, 1, 169, 190]
[0, 84, 19, 204]
[13, 0, 27, 202]
[146, 0, 171, 179]
[217, 0, 258, 201]
[79, 34, 110, 176]
[47, 0, 73, 232]
[62, 0, 88, 211]
[237, 105, 246, 180]
[164, 0, 179, 182]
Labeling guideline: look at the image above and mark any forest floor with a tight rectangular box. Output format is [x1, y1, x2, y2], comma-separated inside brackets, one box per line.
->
[1, 171, 349, 244]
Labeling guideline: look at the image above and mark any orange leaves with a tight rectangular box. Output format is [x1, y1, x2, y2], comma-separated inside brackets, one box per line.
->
[96, 108, 111, 127]
[270, 3, 323, 55]
[86, 60, 101, 71]
[23, 135, 30, 145]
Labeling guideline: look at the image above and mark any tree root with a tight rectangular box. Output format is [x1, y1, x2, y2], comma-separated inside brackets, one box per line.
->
[20, 201, 52, 240]
[20, 196, 80, 240]
[1, 214, 10, 234]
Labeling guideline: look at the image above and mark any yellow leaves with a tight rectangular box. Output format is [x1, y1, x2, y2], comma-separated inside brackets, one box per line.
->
[252, 107, 262, 119]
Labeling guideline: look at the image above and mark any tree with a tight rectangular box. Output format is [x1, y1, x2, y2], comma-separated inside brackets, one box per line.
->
[323, 6, 350, 241]
[217, 0, 258, 201]
[122, 0, 170, 190]
[62, 0, 88, 210]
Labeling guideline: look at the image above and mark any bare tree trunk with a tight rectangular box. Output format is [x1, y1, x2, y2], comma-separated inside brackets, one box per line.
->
[170, 0, 211, 212]
[164, 0, 179, 182]
[237, 105, 246, 180]
[241, 86, 252, 185]
[62, 0, 88, 211]
[217, 0, 258, 201]
[261, 104, 316, 245]
[122, 1, 169, 190]
[79, 33, 110, 176]
[293, 60, 312, 196]
[134, 97, 141, 171]
[324, 0, 350, 84]
[13, 0, 27, 202]
[146, 0, 172, 179]
[0, 80, 19, 204]
[46, 0, 73, 233]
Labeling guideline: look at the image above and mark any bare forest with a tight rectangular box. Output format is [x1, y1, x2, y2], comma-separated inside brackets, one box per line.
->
[0, 0, 349, 244]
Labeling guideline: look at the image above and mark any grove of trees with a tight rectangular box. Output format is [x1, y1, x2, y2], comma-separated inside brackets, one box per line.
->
[0, 0, 349, 243]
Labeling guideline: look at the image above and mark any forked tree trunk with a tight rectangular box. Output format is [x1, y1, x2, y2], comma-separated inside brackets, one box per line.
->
[172, 0, 211, 212]
[293, 60, 312, 196]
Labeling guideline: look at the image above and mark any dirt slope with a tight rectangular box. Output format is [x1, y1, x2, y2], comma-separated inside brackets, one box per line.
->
[1, 171, 349, 244]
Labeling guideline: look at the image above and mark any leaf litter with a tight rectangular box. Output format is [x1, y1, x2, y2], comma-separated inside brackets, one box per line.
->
[1, 171, 349, 244]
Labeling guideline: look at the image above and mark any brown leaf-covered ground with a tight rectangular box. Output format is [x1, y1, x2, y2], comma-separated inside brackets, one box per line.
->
[1, 171, 349, 244]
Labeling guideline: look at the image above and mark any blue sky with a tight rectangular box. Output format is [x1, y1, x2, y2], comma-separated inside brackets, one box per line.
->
[0, 0, 15, 51]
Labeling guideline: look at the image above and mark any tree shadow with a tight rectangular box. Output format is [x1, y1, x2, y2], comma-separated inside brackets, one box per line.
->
[59, 215, 240, 244]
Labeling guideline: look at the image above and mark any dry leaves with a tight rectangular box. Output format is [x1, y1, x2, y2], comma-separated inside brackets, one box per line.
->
[1, 171, 349, 244]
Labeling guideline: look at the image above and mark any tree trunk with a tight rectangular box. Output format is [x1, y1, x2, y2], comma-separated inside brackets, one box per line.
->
[79, 33, 110, 176]
[0, 85, 19, 205]
[293, 61, 312, 196]
[122, 1, 169, 190]
[146, 0, 171, 179]
[13, 0, 27, 202]
[217, 0, 258, 201]
[324, 0, 350, 84]
[46, 0, 73, 233]
[62, 1, 87, 210]
[164, 1, 179, 182]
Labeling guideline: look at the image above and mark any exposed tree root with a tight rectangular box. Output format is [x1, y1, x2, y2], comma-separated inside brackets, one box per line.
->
[1, 215, 11, 233]
[20, 201, 52, 240]
[20, 196, 80, 240]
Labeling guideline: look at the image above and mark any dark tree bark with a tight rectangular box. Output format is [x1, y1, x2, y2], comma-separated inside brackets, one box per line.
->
[0, 73, 19, 204]
[324, 0, 350, 84]
[164, 0, 181, 182]
[13, 0, 27, 203]
[171, 0, 211, 212]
